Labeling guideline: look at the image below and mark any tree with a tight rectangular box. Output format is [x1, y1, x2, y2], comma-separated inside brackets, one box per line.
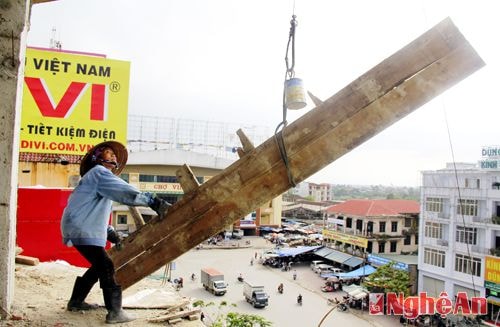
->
[224, 312, 273, 327]
[363, 261, 410, 296]
[193, 300, 272, 327]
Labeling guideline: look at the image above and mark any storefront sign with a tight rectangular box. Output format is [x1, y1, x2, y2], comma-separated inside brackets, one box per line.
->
[322, 229, 368, 248]
[485, 281, 500, 295]
[367, 254, 409, 271]
[485, 256, 500, 284]
[480, 159, 500, 170]
[138, 182, 184, 194]
[482, 146, 500, 158]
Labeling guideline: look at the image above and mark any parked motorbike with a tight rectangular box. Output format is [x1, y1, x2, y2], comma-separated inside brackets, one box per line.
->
[337, 302, 348, 312]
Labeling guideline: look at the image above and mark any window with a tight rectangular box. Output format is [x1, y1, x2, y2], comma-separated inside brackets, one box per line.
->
[391, 221, 398, 233]
[139, 174, 155, 182]
[346, 218, 352, 228]
[415, 234, 419, 245]
[424, 248, 445, 268]
[404, 218, 412, 228]
[455, 226, 477, 245]
[139, 175, 179, 183]
[424, 222, 443, 239]
[356, 219, 363, 231]
[390, 241, 397, 253]
[117, 214, 127, 225]
[455, 254, 481, 277]
[378, 242, 386, 253]
[457, 199, 478, 216]
[120, 173, 129, 182]
[379, 222, 386, 233]
[404, 235, 411, 245]
[426, 197, 443, 213]
[465, 178, 480, 189]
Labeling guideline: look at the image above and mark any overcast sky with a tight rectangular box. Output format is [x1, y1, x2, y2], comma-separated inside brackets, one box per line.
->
[27, 0, 500, 187]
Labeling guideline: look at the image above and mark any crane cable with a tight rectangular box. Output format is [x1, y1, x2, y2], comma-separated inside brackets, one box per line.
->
[275, 14, 299, 188]
[443, 102, 479, 299]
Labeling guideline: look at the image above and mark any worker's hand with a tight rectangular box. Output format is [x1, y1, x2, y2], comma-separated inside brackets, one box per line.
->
[149, 196, 172, 220]
[107, 226, 123, 250]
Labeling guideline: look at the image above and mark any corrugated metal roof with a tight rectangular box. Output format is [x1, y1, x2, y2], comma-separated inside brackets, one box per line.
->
[325, 250, 352, 264]
[343, 256, 364, 268]
[314, 247, 335, 257]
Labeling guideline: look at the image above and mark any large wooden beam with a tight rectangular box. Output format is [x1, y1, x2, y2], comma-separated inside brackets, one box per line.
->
[110, 18, 484, 289]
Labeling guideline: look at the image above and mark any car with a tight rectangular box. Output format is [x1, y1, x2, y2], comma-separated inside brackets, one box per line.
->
[310, 260, 324, 271]
[314, 264, 334, 274]
[328, 267, 343, 274]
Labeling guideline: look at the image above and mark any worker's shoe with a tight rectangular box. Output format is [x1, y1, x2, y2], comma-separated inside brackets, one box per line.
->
[67, 276, 99, 311]
[103, 286, 135, 324]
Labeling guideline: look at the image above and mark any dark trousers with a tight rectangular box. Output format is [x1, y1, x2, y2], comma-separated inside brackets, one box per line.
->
[75, 245, 118, 289]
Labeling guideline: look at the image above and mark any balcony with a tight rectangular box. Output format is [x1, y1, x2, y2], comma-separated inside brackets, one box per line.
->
[438, 213, 450, 219]
[426, 212, 438, 220]
[472, 216, 491, 223]
[471, 245, 489, 255]
[436, 239, 449, 246]
[490, 248, 500, 257]
[426, 211, 449, 221]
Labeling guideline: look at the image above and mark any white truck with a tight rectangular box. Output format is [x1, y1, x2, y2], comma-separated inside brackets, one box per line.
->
[201, 267, 227, 296]
[243, 281, 269, 308]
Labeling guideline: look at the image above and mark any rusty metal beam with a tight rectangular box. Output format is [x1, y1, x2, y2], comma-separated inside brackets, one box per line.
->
[110, 18, 484, 289]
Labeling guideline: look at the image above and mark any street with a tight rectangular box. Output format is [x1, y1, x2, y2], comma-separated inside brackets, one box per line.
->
[167, 236, 400, 326]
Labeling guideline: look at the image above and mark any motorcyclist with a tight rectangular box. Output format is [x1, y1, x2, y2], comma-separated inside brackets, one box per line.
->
[237, 273, 244, 282]
[278, 283, 284, 294]
[297, 294, 302, 305]
[178, 277, 183, 288]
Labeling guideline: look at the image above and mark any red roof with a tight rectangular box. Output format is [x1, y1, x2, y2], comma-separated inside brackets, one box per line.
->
[326, 199, 420, 217]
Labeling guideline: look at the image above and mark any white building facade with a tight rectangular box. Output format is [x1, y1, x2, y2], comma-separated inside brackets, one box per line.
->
[289, 182, 335, 202]
[418, 156, 500, 320]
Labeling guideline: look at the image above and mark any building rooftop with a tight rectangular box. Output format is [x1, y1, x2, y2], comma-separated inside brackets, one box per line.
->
[326, 199, 420, 216]
[127, 149, 235, 170]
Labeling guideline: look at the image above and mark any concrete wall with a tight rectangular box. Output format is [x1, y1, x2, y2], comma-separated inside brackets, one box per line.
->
[0, 0, 29, 318]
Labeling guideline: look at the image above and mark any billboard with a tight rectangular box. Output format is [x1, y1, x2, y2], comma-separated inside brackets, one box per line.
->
[322, 229, 368, 248]
[20, 47, 130, 155]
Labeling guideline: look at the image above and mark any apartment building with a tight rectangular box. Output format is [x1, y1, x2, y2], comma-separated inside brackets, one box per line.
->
[325, 199, 420, 255]
[418, 157, 500, 322]
[289, 181, 335, 202]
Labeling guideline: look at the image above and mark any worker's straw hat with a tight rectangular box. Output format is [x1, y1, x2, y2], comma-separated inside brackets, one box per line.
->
[80, 141, 128, 177]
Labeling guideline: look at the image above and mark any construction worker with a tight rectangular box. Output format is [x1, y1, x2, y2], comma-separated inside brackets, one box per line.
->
[61, 141, 171, 324]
